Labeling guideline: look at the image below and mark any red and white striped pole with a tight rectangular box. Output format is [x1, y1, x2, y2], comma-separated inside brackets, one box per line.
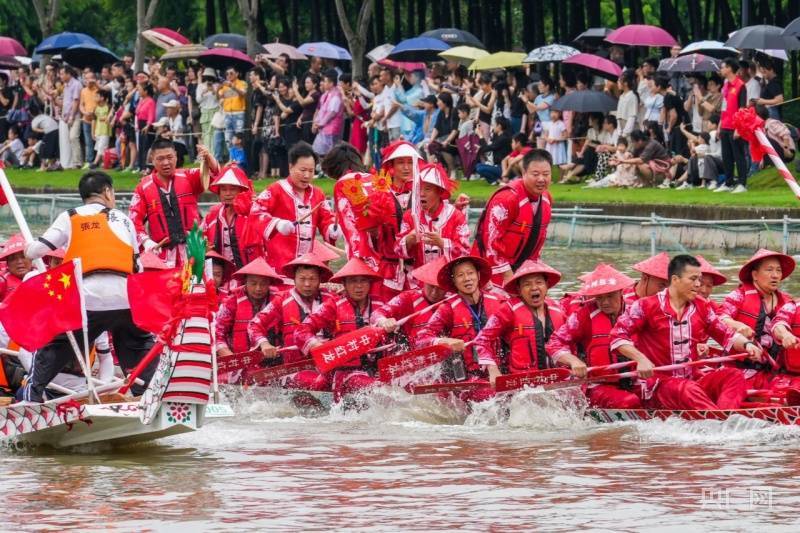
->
[753, 128, 800, 200]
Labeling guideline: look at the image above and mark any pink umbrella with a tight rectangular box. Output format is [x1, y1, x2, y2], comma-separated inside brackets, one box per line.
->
[263, 42, 307, 60]
[378, 58, 426, 72]
[563, 53, 622, 79]
[141, 27, 190, 50]
[0, 37, 25, 56]
[198, 47, 255, 72]
[605, 24, 678, 47]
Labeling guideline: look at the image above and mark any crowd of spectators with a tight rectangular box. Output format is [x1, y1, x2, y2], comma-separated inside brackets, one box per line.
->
[0, 46, 795, 194]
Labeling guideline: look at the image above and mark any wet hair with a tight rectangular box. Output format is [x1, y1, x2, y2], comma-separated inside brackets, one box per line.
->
[522, 148, 553, 168]
[97, 88, 110, 102]
[276, 75, 291, 87]
[78, 171, 114, 200]
[698, 131, 710, 143]
[320, 142, 367, 179]
[339, 73, 352, 84]
[150, 137, 177, 152]
[630, 130, 649, 143]
[642, 57, 659, 70]
[512, 133, 528, 146]
[539, 75, 554, 91]
[495, 117, 510, 132]
[721, 57, 740, 73]
[249, 66, 267, 80]
[709, 113, 720, 125]
[654, 74, 670, 90]
[289, 141, 317, 166]
[668, 254, 700, 280]
[604, 115, 618, 128]
[322, 68, 338, 84]
[437, 92, 453, 109]
[707, 73, 723, 87]
[478, 72, 492, 85]
[456, 102, 471, 115]
[560, 70, 576, 89]
[617, 137, 629, 148]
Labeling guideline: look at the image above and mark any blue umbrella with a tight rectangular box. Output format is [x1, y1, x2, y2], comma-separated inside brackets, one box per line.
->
[62, 43, 119, 69]
[298, 41, 351, 60]
[387, 37, 450, 62]
[34, 31, 99, 55]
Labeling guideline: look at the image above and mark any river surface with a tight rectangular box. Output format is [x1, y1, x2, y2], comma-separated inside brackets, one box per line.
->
[3, 247, 800, 531]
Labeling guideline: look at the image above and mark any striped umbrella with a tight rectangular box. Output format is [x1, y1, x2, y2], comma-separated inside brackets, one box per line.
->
[141, 28, 190, 50]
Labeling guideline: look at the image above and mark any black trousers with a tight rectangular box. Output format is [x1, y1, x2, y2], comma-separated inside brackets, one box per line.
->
[20, 308, 156, 402]
[719, 128, 749, 187]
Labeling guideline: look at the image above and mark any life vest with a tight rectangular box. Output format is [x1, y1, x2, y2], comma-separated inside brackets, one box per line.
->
[733, 284, 791, 336]
[204, 204, 257, 269]
[506, 298, 565, 373]
[585, 306, 616, 369]
[139, 173, 201, 246]
[449, 292, 504, 371]
[334, 297, 378, 335]
[400, 292, 437, 337]
[230, 292, 268, 353]
[474, 180, 552, 270]
[63, 208, 135, 275]
[0, 272, 22, 302]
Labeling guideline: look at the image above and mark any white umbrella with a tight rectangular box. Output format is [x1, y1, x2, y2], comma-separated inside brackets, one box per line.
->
[366, 43, 394, 63]
[523, 44, 579, 63]
[679, 40, 738, 59]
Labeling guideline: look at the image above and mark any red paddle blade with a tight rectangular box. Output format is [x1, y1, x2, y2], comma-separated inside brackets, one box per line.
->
[246, 359, 317, 386]
[311, 326, 385, 372]
[377, 344, 452, 383]
[495, 367, 572, 393]
[217, 349, 263, 373]
[411, 381, 490, 395]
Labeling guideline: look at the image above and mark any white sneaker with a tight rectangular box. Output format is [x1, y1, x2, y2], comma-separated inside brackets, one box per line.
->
[657, 181, 671, 189]
[714, 184, 732, 192]
[731, 184, 748, 194]
[707, 181, 718, 190]
[675, 182, 693, 190]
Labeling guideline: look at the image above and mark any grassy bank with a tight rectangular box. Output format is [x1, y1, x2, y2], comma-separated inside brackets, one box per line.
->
[5, 166, 799, 208]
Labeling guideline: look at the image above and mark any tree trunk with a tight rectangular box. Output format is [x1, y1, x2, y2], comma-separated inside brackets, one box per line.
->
[236, 0, 261, 56]
[256, 0, 269, 43]
[431, 1, 441, 28]
[310, 0, 322, 41]
[334, 0, 376, 78]
[569, 0, 585, 42]
[613, 0, 625, 27]
[559, 0, 568, 42]
[629, 0, 643, 24]
[686, 0, 700, 41]
[408, 0, 415, 38]
[521, 0, 533, 50]
[417, 0, 426, 35]
[219, 0, 230, 33]
[441, 0, 451, 27]
[276, 0, 290, 42]
[551, 0, 560, 42]
[135, 0, 160, 72]
[31, 0, 61, 37]
[393, 0, 401, 43]
[718, 0, 736, 35]
[452, 0, 461, 29]
[325, 0, 335, 42]
[205, 0, 217, 36]
[480, 0, 491, 47]
[504, 0, 512, 50]
[375, 0, 385, 44]
[467, 0, 478, 39]
[586, 0, 602, 27]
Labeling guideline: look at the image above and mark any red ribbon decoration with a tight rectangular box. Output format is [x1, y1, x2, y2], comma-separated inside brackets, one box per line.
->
[732, 106, 766, 163]
[55, 399, 92, 431]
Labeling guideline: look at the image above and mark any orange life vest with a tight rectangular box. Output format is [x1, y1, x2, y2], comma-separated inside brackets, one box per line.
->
[63, 208, 134, 275]
[506, 298, 565, 373]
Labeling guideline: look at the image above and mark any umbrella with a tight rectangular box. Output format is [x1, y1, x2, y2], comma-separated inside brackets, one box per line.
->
[14, 56, 32, 66]
[204, 33, 248, 53]
[523, 44, 579, 63]
[198, 48, 255, 72]
[469, 51, 525, 71]
[263, 42, 307, 60]
[551, 90, 617, 113]
[34, 32, 99, 55]
[366, 43, 395, 63]
[457, 134, 481, 177]
[573, 28, 612, 45]
[658, 54, 721, 73]
[0, 55, 21, 69]
[0, 37, 25, 57]
[378, 58, 426, 72]
[160, 43, 208, 61]
[438, 45, 489, 66]
[563, 53, 622, 79]
[420, 28, 485, 49]
[725, 25, 800, 51]
[679, 40, 738, 59]
[387, 37, 450, 62]
[298, 41, 352, 60]
[62, 43, 119, 69]
[141, 27, 190, 50]
[757, 49, 789, 61]
[605, 24, 678, 47]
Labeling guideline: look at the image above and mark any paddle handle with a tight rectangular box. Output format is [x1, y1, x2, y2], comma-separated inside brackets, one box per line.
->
[614, 353, 747, 379]
[296, 202, 323, 224]
[585, 360, 635, 373]
[118, 341, 164, 394]
[396, 294, 456, 327]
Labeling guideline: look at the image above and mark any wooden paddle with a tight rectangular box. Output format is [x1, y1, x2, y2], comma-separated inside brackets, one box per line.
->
[495, 368, 571, 393]
[310, 326, 386, 372]
[411, 380, 490, 395]
[217, 346, 298, 373]
[246, 359, 318, 386]
[377, 344, 453, 383]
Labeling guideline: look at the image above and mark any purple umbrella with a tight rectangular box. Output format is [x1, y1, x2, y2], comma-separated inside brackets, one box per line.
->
[658, 54, 721, 73]
[563, 53, 622, 80]
[605, 24, 678, 47]
[0, 37, 25, 57]
[198, 48, 255, 72]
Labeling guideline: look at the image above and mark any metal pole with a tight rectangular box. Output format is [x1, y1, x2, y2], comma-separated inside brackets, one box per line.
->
[650, 212, 657, 256]
[742, 0, 750, 27]
[783, 215, 790, 255]
[567, 205, 578, 248]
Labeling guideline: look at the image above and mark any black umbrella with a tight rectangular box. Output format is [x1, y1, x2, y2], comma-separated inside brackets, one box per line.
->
[203, 33, 248, 53]
[0, 55, 21, 69]
[551, 90, 617, 113]
[725, 25, 800, 51]
[62, 43, 119, 69]
[419, 28, 485, 49]
[573, 28, 612, 45]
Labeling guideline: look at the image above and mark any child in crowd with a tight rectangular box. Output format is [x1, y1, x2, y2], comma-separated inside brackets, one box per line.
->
[20, 134, 42, 168]
[543, 109, 567, 165]
[90, 89, 111, 169]
[0, 125, 25, 167]
[228, 133, 247, 170]
[585, 138, 637, 188]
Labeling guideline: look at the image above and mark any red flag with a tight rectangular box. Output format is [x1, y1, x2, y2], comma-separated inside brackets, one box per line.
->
[127, 268, 185, 334]
[311, 326, 385, 372]
[0, 260, 85, 351]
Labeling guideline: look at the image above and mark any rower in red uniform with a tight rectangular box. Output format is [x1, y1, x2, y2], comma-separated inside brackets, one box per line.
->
[202, 164, 260, 270]
[248, 253, 336, 390]
[395, 163, 470, 275]
[473, 149, 553, 285]
[547, 263, 642, 409]
[718, 249, 795, 390]
[371, 257, 449, 349]
[214, 258, 283, 381]
[623, 252, 670, 304]
[695, 255, 728, 310]
[0, 234, 32, 302]
[473, 260, 564, 384]
[206, 249, 235, 298]
[294, 258, 388, 397]
[249, 142, 339, 275]
[129, 138, 219, 267]
[610, 255, 762, 410]
[417, 255, 506, 402]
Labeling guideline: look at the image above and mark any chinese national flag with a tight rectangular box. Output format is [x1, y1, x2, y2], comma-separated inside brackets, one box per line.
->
[127, 268, 185, 335]
[0, 260, 86, 351]
[310, 326, 385, 372]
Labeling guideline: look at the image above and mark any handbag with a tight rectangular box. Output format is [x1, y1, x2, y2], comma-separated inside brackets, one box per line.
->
[211, 110, 225, 130]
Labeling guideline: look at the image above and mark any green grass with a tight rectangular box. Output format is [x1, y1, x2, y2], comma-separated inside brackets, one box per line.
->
[5, 165, 799, 208]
